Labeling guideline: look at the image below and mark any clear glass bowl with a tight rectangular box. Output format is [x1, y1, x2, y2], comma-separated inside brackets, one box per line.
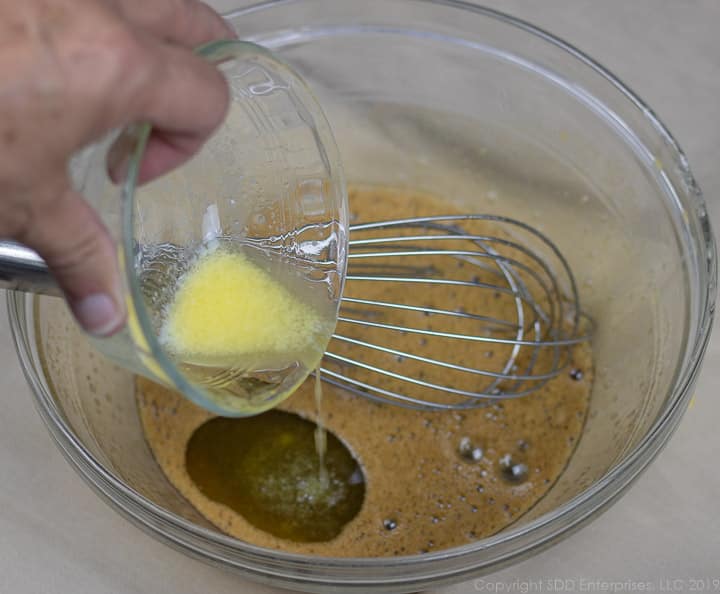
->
[8, 1, 716, 592]
[76, 40, 347, 417]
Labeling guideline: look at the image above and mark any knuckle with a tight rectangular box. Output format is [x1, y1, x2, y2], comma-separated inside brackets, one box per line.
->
[0, 197, 32, 239]
[89, 25, 157, 117]
[143, 0, 189, 36]
[45, 222, 103, 274]
[165, 0, 200, 45]
[100, 26, 148, 83]
[2, 177, 64, 242]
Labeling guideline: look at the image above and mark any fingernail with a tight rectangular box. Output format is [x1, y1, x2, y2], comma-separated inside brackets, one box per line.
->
[74, 293, 125, 337]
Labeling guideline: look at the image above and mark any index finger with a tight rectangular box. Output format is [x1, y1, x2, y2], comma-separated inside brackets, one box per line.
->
[107, 37, 230, 185]
[116, 0, 235, 48]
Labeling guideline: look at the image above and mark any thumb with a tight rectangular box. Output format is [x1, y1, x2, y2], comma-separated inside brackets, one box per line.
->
[22, 186, 126, 337]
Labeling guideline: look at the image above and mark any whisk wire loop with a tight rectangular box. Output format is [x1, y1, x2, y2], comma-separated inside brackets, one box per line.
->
[321, 215, 590, 410]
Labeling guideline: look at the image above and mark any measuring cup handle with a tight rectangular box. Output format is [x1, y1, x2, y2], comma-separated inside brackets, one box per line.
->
[0, 240, 60, 296]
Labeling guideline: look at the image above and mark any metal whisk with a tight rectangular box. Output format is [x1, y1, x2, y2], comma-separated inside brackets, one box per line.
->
[0, 214, 590, 412]
[321, 215, 591, 411]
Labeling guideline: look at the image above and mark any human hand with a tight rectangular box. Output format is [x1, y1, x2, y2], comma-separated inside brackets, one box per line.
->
[0, 0, 233, 336]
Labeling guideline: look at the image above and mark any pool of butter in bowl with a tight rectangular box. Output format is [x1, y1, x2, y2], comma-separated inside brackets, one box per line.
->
[137, 185, 593, 557]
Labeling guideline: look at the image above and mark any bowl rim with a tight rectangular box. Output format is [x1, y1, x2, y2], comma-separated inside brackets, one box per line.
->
[8, 0, 717, 585]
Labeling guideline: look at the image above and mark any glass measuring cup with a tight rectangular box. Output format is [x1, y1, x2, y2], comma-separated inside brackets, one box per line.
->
[1, 40, 348, 417]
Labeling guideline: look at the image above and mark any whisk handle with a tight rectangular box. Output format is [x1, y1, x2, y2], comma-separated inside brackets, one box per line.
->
[0, 240, 61, 297]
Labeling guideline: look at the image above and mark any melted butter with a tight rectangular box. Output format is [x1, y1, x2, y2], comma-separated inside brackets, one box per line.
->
[314, 368, 329, 487]
[185, 411, 365, 542]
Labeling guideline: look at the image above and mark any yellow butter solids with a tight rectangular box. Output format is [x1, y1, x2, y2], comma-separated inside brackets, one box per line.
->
[161, 248, 324, 358]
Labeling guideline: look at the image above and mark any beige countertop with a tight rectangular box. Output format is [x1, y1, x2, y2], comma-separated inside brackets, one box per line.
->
[1, 1, 718, 592]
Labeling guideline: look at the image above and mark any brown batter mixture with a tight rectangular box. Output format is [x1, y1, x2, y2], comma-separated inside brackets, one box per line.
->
[137, 186, 593, 556]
